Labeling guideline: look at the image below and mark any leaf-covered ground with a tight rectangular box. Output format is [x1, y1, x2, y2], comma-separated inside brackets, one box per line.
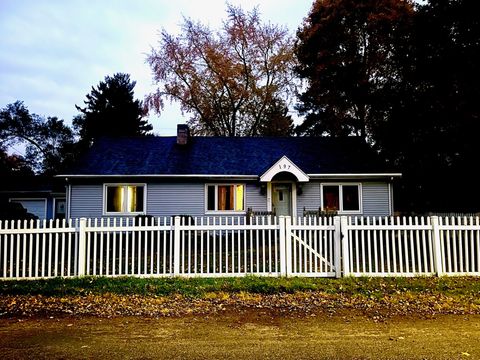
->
[1, 276, 480, 320]
[1, 290, 479, 320]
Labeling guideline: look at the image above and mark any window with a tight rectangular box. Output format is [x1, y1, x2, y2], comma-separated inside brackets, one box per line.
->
[10, 198, 47, 220]
[206, 184, 245, 212]
[342, 185, 360, 211]
[322, 186, 339, 211]
[321, 184, 361, 213]
[105, 185, 145, 214]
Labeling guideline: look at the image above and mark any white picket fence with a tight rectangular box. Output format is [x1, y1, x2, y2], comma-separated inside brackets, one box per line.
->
[0, 215, 479, 280]
[342, 216, 480, 277]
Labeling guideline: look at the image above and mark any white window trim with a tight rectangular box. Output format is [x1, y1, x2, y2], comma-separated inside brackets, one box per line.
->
[205, 183, 246, 214]
[320, 183, 362, 215]
[103, 183, 147, 216]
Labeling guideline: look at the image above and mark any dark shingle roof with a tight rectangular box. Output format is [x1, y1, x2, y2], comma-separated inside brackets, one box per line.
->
[65, 136, 394, 176]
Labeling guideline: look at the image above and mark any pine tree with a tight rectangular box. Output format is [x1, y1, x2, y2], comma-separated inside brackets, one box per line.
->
[74, 73, 152, 144]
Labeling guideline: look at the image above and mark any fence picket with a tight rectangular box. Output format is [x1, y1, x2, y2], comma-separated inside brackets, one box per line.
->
[469, 217, 474, 273]
[2, 221, 6, 277]
[15, 220, 20, 278]
[477, 217, 480, 273]
[409, 217, 414, 273]
[99, 218, 104, 276]
[459, 217, 464, 272]
[8, 221, 12, 277]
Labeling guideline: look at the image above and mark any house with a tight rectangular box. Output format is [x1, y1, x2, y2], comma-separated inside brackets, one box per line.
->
[0, 176, 66, 220]
[59, 125, 400, 219]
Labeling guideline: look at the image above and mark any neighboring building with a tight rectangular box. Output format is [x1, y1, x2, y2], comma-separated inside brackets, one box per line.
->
[1, 176, 66, 220]
[60, 125, 400, 219]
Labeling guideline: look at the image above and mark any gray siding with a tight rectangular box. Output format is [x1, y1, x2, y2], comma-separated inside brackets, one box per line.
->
[70, 185, 103, 218]
[147, 183, 204, 216]
[69, 181, 392, 219]
[362, 182, 391, 216]
[70, 183, 257, 219]
[246, 183, 267, 212]
[296, 182, 321, 217]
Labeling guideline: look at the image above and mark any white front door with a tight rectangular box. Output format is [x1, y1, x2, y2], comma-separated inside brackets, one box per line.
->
[272, 184, 292, 216]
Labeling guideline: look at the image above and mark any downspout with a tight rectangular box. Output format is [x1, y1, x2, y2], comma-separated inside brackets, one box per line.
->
[66, 179, 72, 220]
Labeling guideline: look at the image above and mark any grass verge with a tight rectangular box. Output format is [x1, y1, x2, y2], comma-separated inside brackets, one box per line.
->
[1, 275, 480, 298]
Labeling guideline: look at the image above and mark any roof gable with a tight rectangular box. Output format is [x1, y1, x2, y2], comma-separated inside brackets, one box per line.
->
[260, 156, 309, 182]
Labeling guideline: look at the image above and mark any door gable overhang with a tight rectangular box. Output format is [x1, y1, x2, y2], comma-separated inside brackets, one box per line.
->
[260, 156, 309, 182]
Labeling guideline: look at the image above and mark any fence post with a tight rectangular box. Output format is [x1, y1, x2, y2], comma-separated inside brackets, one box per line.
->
[334, 216, 342, 278]
[285, 216, 292, 276]
[77, 218, 87, 276]
[341, 216, 350, 277]
[279, 216, 286, 276]
[173, 216, 181, 276]
[431, 216, 444, 276]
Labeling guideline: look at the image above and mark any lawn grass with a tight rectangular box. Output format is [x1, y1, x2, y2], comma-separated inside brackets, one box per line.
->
[1, 275, 480, 298]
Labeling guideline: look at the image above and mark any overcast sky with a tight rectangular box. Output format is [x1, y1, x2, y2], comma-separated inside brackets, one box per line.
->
[0, 0, 313, 138]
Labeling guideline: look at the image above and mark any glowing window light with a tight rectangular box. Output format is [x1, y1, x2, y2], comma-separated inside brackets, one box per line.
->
[206, 184, 245, 212]
[235, 185, 244, 211]
[106, 185, 144, 213]
[106, 186, 124, 212]
[117, 186, 124, 212]
[127, 186, 136, 212]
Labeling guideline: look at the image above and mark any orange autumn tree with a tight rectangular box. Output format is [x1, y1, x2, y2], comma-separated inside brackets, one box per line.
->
[146, 4, 297, 136]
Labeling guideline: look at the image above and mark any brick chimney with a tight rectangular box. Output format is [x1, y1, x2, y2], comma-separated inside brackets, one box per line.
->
[176, 124, 190, 145]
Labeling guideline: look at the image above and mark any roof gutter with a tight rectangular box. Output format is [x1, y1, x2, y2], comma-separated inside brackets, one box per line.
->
[57, 174, 259, 180]
[57, 172, 401, 180]
[308, 173, 402, 179]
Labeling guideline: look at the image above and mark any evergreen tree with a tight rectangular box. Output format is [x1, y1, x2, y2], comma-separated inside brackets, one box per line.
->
[74, 73, 152, 144]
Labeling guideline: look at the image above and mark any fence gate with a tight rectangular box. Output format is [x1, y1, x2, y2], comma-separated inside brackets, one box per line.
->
[284, 216, 339, 277]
